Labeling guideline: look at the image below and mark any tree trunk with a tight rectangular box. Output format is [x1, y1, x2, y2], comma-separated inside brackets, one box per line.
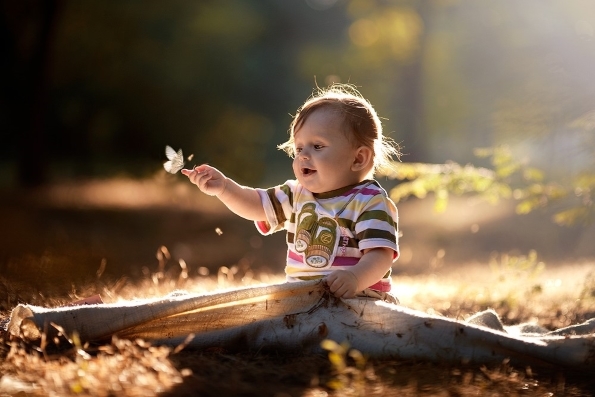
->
[397, 0, 431, 162]
[7, 0, 61, 187]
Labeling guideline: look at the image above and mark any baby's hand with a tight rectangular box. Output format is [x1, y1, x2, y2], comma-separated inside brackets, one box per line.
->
[181, 165, 227, 197]
[326, 270, 359, 299]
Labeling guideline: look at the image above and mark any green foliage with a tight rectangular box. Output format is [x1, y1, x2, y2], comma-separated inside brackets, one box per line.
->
[489, 250, 545, 282]
[484, 250, 546, 310]
[579, 272, 595, 300]
[380, 148, 514, 212]
[552, 172, 595, 226]
[379, 145, 594, 226]
[321, 339, 367, 396]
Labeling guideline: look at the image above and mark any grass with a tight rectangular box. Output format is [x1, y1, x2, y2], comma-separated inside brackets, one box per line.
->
[1, 260, 594, 396]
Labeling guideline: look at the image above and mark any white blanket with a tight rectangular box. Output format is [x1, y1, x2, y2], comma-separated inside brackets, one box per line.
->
[7, 280, 595, 370]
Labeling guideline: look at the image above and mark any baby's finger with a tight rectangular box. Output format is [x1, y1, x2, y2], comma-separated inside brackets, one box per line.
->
[327, 278, 342, 294]
[333, 284, 351, 298]
[332, 284, 344, 296]
[186, 170, 205, 187]
[197, 172, 213, 190]
[325, 273, 338, 286]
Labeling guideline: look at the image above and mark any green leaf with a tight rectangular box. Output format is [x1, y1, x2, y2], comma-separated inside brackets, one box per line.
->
[328, 352, 346, 371]
[321, 339, 340, 351]
[433, 190, 449, 212]
[516, 199, 538, 214]
[553, 207, 590, 226]
[523, 167, 544, 182]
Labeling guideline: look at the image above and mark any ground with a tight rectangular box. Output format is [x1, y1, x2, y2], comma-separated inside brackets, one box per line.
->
[1, 176, 594, 396]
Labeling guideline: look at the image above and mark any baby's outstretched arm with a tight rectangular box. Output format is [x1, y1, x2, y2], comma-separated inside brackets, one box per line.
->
[182, 165, 266, 221]
[326, 247, 393, 298]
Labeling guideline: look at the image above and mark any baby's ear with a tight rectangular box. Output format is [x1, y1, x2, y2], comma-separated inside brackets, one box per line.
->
[351, 146, 373, 172]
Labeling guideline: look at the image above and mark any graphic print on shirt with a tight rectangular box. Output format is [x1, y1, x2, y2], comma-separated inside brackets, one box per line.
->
[295, 202, 339, 268]
[295, 203, 317, 252]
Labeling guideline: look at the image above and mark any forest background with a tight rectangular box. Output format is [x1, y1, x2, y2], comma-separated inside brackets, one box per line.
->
[1, 0, 594, 296]
[2, 1, 595, 395]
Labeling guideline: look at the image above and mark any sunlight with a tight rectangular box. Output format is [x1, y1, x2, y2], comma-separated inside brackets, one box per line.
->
[41, 176, 228, 213]
[399, 195, 513, 232]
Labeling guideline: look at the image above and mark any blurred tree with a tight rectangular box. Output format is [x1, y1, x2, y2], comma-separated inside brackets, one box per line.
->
[2, 0, 284, 184]
[296, 0, 432, 161]
[2, 0, 61, 186]
[423, 0, 595, 166]
[2, 0, 595, 192]
[384, 0, 595, 229]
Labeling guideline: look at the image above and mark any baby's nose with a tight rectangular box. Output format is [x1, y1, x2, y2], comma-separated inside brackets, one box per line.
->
[299, 148, 310, 159]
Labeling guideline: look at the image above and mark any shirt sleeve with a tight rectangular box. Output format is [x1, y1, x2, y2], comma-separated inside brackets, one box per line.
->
[254, 180, 296, 236]
[355, 193, 399, 261]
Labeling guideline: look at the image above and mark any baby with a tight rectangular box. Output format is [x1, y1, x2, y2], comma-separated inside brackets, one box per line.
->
[182, 84, 400, 301]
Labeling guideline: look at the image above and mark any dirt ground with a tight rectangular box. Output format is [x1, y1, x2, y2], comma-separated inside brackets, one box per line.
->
[1, 176, 593, 300]
[1, 177, 594, 396]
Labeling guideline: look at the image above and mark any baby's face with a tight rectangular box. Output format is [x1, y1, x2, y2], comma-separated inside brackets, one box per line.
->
[292, 108, 362, 193]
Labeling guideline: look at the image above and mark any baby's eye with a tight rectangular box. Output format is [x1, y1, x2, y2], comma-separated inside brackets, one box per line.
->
[314, 145, 324, 150]
[295, 147, 303, 153]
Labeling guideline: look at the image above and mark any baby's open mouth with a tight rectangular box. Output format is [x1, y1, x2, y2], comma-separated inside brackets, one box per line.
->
[302, 168, 316, 175]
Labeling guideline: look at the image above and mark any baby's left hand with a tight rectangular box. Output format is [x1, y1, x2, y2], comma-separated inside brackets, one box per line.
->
[326, 270, 359, 299]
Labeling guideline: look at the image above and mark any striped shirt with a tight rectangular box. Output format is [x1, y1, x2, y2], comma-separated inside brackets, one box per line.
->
[255, 179, 399, 292]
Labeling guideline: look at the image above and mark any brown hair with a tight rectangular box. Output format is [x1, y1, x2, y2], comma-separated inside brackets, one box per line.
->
[278, 83, 400, 175]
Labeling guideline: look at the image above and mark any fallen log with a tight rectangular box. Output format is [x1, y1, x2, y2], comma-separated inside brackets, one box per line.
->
[7, 280, 595, 370]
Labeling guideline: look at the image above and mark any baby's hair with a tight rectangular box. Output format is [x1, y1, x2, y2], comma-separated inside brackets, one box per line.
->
[278, 83, 400, 175]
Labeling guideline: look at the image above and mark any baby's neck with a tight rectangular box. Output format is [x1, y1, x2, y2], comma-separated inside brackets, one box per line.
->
[312, 179, 374, 199]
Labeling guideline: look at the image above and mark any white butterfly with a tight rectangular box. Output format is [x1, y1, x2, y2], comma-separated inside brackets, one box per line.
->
[163, 145, 185, 174]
